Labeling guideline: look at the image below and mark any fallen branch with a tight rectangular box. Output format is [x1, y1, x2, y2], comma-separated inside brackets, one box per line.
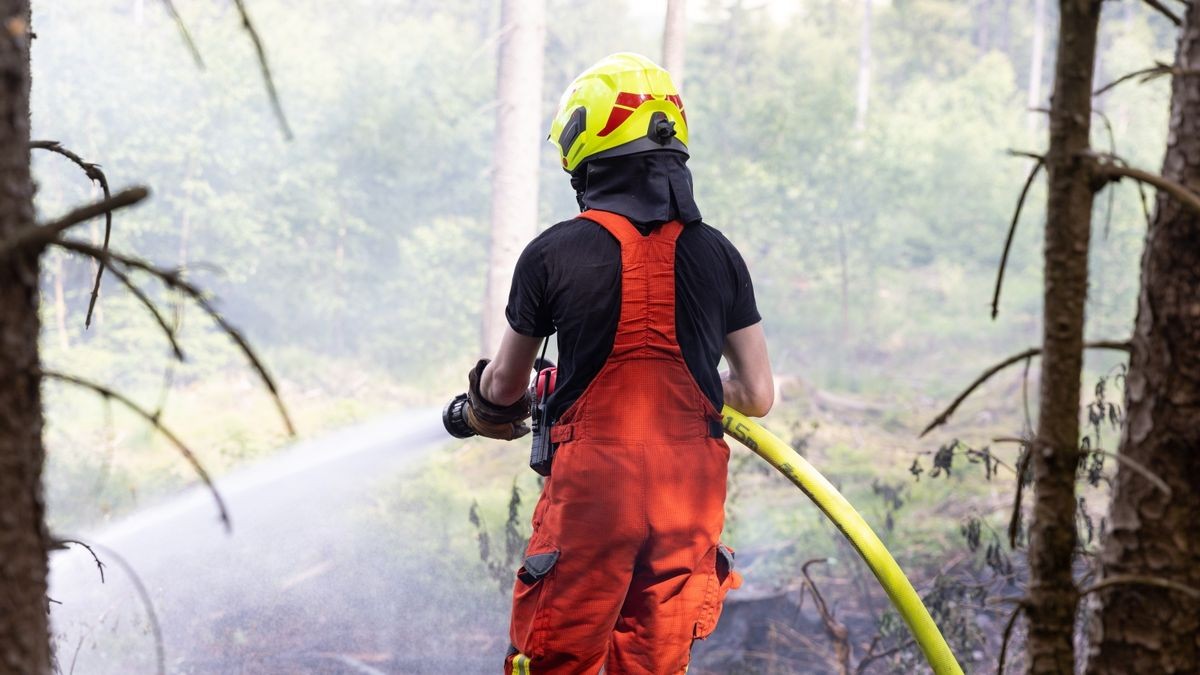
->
[232, 0, 293, 140]
[1081, 574, 1200, 600]
[0, 187, 147, 259]
[920, 340, 1131, 438]
[1096, 161, 1200, 217]
[53, 239, 296, 436]
[1142, 0, 1182, 26]
[994, 437, 1172, 497]
[156, 0, 205, 68]
[801, 558, 851, 675]
[855, 638, 916, 674]
[41, 370, 231, 531]
[992, 153, 1045, 319]
[30, 140, 117, 328]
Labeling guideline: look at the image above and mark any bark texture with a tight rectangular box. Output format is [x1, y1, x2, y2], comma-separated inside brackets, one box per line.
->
[662, 0, 686, 90]
[1026, 1, 1101, 672]
[482, 0, 544, 355]
[0, 1, 49, 673]
[1086, 5, 1200, 673]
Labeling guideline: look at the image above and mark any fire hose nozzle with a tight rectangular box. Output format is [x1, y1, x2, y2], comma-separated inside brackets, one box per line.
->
[442, 392, 475, 438]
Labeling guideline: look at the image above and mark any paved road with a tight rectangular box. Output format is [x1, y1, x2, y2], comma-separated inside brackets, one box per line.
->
[49, 407, 508, 674]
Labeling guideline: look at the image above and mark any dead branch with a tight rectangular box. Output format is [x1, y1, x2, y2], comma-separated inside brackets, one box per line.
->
[996, 602, 1026, 675]
[994, 437, 1172, 497]
[801, 558, 851, 675]
[232, 0, 293, 140]
[52, 539, 105, 583]
[855, 639, 916, 674]
[86, 541, 165, 675]
[1009, 441, 1031, 548]
[155, 0, 205, 68]
[52, 239, 297, 436]
[1094, 62, 1177, 96]
[40, 370, 231, 531]
[0, 187, 147, 259]
[1096, 161, 1200, 217]
[1142, 0, 1183, 26]
[919, 340, 1131, 437]
[992, 154, 1045, 319]
[103, 263, 185, 361]
[1081, 574, 1200, 600]
[30, 140, 117, 327]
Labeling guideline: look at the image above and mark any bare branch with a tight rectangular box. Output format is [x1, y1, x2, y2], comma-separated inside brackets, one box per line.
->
[1081, 574, 1200, 600]
[996, 602, 1026, 675]
[103, 263, 186, 361]
[920, 340, 1131, 437]
[156, 0, 205, 69]
[1094, 62, 1175, 96]
[994, 437, 1172, 497]
[992, 154, 1045, 319]
[232, 0, 294, 140]
[801, 558, 851, 675]
[855, 639, 916, 674]
[41, 370, 231, 531]
[1143, 0, 1183, 25]
[85, 541, 165, 675]
[0, 187, 148, 258]
[1009, 443, 1031, 548]
[30, 140, 118, 327]
[53, 239, 297, 436]
[1096, 161, 1200, 217]
[52, 538, 105, 583]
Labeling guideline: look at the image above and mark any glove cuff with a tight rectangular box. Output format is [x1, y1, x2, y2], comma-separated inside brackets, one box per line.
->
[467, 359, 531, 424]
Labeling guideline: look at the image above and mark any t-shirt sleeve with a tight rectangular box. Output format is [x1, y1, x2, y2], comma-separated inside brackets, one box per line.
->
[505, 240, 556, 338]
[725, 241, 761, 333]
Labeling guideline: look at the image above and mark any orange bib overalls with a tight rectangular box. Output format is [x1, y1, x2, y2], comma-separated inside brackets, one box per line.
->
[505, 210, 740, 674]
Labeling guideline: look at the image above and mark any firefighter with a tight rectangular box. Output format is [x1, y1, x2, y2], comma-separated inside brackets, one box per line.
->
[459, 52, 774, 673]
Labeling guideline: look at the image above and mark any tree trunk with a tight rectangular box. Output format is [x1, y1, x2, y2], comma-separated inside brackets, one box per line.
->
[0, 1, 50, 673]
[662, 0, 686, 89]
[1027, 0, 1047, 130]
[854, 0, 872, 132]
[1085, 5, 1200, 673]
[1026, 1, 1102, 672]
[482, 0, 544, 355]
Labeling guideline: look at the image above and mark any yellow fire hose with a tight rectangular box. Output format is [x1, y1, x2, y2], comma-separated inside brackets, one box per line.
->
[721, 406, 964, 675]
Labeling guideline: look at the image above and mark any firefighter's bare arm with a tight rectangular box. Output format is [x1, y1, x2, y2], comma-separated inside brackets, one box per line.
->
[481, 325, 543, 405]
[448, 328, 542, 442]
[722, 322, 773, 417]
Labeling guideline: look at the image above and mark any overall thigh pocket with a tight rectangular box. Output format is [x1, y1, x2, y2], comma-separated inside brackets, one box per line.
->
[692, 543, 742, 639]
[510, 534, 560, 657]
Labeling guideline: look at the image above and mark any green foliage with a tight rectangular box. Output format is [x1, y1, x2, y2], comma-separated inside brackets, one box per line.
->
[31, 0, 1175, 398]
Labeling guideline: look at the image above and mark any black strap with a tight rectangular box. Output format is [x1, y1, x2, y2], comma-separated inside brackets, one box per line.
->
[708, 417, 725, 439]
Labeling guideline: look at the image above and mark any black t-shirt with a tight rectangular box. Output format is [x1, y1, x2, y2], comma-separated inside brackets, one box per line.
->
[505, 217, 761, 421]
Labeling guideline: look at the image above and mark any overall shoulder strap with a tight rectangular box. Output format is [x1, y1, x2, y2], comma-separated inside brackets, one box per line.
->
[578, 209, 642, 244]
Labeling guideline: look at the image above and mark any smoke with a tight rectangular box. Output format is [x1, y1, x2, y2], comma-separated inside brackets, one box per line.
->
[49, 408, 510, 674]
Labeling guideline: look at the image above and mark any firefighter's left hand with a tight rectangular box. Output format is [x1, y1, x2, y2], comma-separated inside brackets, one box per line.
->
[465, 359, 532, 441]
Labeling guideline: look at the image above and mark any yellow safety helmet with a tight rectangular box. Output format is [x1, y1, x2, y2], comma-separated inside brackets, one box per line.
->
[548, 52, 688, 173]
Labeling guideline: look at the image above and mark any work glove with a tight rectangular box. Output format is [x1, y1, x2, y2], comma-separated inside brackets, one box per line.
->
[465, 359, 532, 441]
